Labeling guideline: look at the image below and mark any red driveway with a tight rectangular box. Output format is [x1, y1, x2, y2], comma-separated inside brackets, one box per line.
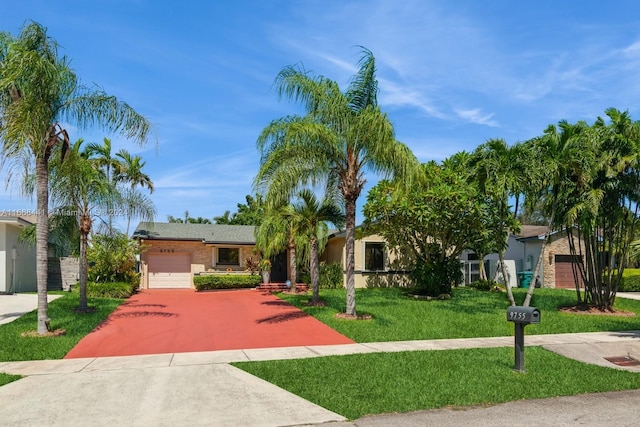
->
[64, 289, 354, 358]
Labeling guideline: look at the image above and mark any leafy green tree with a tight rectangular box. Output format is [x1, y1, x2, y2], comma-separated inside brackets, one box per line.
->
[364, 159, 479, 295]
[0, 22, 152, 333]
[214, 194, 265, 225]
[286, 189, 344, 303]
[256, 47, 419, 316]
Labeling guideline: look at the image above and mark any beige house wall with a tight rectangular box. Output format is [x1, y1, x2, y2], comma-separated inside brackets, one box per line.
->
[322, 233, 411, 288]
[139, 239, 256, 289]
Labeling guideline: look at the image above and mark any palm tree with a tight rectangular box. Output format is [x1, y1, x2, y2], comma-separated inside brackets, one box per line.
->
[0, 22, 152, 333]
[113, 149, 154, 234]
[286, 189, 344, 303]
[50, 139, 154, 311]
[255, 202, 302, 291]
[85, 137, 120, 182]
[470, 139, 525, 306]
[256, 47, 419, 316]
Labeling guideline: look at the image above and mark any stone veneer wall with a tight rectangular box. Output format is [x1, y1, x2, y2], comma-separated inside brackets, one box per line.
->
[541, 232, 585, 288]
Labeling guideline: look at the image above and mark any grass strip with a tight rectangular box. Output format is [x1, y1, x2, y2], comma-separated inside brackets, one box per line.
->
[279, 287, 640, 342]
[0, 292, 124, 362]
[234, 346, 640, 420]
[0, 373, 22, 387]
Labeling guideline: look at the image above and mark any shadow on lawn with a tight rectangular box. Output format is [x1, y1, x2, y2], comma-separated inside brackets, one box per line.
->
[260, 300, 293, 307]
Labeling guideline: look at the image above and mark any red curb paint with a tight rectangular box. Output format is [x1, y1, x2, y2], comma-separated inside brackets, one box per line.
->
[64, 289, 354, 358]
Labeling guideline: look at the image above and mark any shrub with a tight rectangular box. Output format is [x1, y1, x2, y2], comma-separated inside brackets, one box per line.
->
[410, 258, 463, 297]
[73, 281, 137, 299]
[319, 262, 344, 289]
[88, 232, 138, 283]
[620, 269, 640, 292]
[194, 274, 261, 291]
[468, 279, 498, 291]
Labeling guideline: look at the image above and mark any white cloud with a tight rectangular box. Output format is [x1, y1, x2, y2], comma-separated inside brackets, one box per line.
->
[454, 108, 498, 127]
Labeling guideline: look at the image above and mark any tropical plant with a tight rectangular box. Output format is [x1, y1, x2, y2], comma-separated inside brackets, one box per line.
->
[364, 159, 480, 295]
[113, 148, 154, 234]
[256, 47, 419, 315]
[50, 139, 154, 310]
[286, 189, 344, 303]
[0, 22, 152, 333]
[87, 231, 140, 284]
[470, 139, 525, 306]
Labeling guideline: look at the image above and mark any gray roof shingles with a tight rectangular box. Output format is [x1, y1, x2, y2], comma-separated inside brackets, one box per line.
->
[132, 222, 257, 245]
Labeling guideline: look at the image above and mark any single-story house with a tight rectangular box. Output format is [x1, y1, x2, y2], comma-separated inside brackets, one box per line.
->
[132, 222, 290, 289]
[0, 216, 36, 293]
[132, 221, 583, 290]
[460, 225, 584, 289]
[131, 222, 408, 290]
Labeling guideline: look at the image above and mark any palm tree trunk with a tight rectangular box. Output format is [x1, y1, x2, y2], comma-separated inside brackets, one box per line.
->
[345, 197, 357, 316]
[288, 238, 297, 292]
[500, 251, 516, 306]
[78, 220, 89, 311]
[310, 237, 320, 303]
[36, 156, 50, 334]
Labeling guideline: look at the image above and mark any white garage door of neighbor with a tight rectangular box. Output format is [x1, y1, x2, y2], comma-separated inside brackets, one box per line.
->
[148, 253, 192, 289]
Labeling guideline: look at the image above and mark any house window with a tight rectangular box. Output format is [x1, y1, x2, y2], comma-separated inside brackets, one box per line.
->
[364, 242, 385, 271]
[217, 248, 239, 265]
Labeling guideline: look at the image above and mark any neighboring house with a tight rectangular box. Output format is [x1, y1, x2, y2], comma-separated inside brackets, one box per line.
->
[460, 225, 584, 289]
[132, 222, 286, 289]
[0, 216, 36, 293]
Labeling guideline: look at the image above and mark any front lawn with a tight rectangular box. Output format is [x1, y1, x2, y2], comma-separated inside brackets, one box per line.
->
[278, 287, 640, 342]
[234, 346, 640, 420]
[0, 292, 124, 362]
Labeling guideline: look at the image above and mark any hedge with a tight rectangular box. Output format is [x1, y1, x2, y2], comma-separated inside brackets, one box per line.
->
[620, 269, 640, 292]
[193, 274, 261, 291]
[73, 281, 137, 299]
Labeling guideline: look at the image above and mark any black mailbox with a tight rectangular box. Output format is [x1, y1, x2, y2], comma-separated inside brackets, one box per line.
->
[507, 306, 540, 324]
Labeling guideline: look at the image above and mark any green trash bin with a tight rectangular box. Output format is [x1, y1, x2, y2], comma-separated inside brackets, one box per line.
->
[517, 271, 534, 288]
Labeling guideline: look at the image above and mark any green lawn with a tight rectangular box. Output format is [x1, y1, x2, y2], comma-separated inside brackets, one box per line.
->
[278, 287, 640, 342]
[234, 346, 640, 420]
[0, 292, 124, 362]
[234, 287, 640, 419]
[0, 373, 21, 387]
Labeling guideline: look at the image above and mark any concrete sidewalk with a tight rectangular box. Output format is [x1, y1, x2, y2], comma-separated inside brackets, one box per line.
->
[1, 331, 640, 426]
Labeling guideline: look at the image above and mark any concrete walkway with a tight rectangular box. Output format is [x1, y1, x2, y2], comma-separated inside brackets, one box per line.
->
[0, 293, 62, 325]
[1, 331, 640, 426]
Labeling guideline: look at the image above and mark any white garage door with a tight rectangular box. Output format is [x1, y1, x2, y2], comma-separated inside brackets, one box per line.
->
[148, 253, 192, 289]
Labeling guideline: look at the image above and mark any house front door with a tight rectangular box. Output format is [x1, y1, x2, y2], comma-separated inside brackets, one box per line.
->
[270, 251, 287, 283]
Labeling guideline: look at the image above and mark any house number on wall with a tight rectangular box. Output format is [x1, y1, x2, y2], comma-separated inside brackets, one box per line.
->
[160, 249, 175, 253]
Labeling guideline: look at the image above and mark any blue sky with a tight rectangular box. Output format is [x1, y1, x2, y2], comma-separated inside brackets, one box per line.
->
[2, 0, 640, 230]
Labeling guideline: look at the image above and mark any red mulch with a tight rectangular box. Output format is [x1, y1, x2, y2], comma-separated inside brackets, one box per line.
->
[559, 305, 636, 317]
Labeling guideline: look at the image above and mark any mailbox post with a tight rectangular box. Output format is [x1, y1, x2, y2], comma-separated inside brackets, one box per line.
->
[506, 306, 540, 372]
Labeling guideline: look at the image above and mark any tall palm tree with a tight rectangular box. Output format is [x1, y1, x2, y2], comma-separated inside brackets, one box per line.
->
[286, 189, 344, 303]
[470, 139, 525, 306]
[256, 47, 419, 316]
[0, 22, 152, 333]
[114, 149, 154, 234]
[50, 139, 154, 311]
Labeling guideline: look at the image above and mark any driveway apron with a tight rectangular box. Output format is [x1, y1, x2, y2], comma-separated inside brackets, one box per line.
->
[64, 289, 354, 358]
